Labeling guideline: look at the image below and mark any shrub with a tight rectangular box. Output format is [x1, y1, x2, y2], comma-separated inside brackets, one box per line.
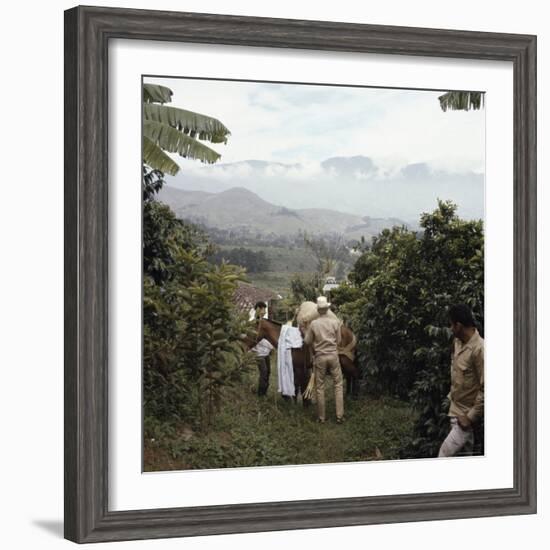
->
[143, 198, 251, 432]
[339, 201, 484, 457]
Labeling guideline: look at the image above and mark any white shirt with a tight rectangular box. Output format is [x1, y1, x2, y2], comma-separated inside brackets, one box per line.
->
[249, 308, 268, 322]
[252, 338, 274, 357]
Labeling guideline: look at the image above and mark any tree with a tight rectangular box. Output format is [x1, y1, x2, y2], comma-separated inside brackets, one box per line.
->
[338, 201, 484, 457]
[143, 83, 231, 176]
[438, 91, 484, 112]
[143, 200, 250, 431]
[141, 83, 252, 433]
[289, 272, 323, 304]
[303, 233, 349, 276]
[209, 247, 270, 273]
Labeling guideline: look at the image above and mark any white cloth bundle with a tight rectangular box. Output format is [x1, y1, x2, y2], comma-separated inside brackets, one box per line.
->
[252, 338, 274, 358]
[277, 325, 303, 397]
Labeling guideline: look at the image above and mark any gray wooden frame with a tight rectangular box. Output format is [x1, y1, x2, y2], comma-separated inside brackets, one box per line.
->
[64, 5, 537, 544]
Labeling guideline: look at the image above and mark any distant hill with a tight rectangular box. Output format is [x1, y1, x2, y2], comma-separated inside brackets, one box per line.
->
[165, 155, 484, 221]
[157, 185, 408, 240]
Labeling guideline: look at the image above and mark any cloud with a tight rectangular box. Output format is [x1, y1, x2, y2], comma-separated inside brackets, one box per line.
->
[176, 155, 481, 185]
[147, 76, 484, 174]
[321, 156, 378, 178]
[400, 162, 431, 180]
[146, 76, 485, 220]
[166, 156, 484, 221]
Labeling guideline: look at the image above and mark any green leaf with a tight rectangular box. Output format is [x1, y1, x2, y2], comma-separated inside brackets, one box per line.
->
[144, 121, 222, 164]
[143, 136, 180, 175]
[144, 104, 231, 144]
[143, 84, 174, 104]
[438, 91, 484, 112]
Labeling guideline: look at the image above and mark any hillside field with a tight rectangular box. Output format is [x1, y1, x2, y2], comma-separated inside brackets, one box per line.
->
[216, 244, 318, 295]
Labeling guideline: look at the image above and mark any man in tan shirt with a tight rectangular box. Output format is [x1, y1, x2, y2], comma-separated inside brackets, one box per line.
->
[439, 304, 484, 457]
[304, 296, 344, 423]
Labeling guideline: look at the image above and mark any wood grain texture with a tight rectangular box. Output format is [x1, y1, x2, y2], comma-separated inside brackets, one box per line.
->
[64, 5, 537, 543]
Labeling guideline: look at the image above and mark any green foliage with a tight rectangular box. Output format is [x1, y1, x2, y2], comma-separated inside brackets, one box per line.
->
[144, 365, 416, 471]
[290, 272, 323, 303]
[144, 120, 224, 165]
[209, 247, 271, 273]
[143, 83, 173, 104]
[339, 201, 484, 457]
[267, 271, 322, 323]
[143, 198, 251, 431]
[142, 83, 245, 437]
[143, 135, 180, 176]
[143, 167, 165, 200]
[329, 282, 362, 322]
[143, 198, 209, 284]
[144, 104, 230, 143]
[303, 233, 350, 275]
[142, 83, 231, 176]
[438, 91, 484, 112]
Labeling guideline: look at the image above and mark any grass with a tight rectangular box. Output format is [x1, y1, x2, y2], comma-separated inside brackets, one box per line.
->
[144, 364, 417, 472]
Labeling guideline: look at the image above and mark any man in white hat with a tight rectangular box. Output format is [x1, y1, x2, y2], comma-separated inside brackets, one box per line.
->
[304, 296, 344, 423]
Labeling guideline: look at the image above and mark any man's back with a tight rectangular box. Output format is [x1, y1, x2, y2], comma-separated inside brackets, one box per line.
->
[306, 315, 341, 357]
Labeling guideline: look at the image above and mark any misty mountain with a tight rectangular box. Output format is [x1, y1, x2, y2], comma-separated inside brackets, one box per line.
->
[157, 185, 409, 240]
[166, 155, 484, 221]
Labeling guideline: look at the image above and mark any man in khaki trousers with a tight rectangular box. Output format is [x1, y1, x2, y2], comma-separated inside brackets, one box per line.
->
[304, 296, 344, 423]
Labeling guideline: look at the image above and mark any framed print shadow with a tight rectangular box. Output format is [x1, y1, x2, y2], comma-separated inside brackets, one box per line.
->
[64, 5, 537, 544]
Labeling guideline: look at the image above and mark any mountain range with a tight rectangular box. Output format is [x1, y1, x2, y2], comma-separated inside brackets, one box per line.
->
[165, 155, 484, 221]
[157, 185, 409, 240]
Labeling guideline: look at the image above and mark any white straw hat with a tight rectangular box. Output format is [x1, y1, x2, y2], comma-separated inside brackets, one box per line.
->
[316, 296, 331, 309]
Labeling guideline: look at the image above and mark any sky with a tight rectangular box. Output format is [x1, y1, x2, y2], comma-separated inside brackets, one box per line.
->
[144, 76, 485, 221]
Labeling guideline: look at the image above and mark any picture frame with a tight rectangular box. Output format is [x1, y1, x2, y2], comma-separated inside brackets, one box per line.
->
[64, 5, 537, 543]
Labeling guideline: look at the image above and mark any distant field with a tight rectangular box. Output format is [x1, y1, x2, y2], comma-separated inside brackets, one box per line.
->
[215, 243, 353, 297]
[246, 271, 303, 296]
[218, 244, 318, 273]
[216, 244, 318, 296]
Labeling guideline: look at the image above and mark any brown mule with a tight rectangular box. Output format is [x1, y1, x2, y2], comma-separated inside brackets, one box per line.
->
[253, 319, 311, 401]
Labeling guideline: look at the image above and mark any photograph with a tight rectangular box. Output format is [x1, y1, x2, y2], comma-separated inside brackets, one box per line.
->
[58, 4, 537, 543]
[142, 76, 486, 472]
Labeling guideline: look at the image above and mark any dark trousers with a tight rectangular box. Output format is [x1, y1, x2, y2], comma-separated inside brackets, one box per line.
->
[256, 355, 271, 396]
